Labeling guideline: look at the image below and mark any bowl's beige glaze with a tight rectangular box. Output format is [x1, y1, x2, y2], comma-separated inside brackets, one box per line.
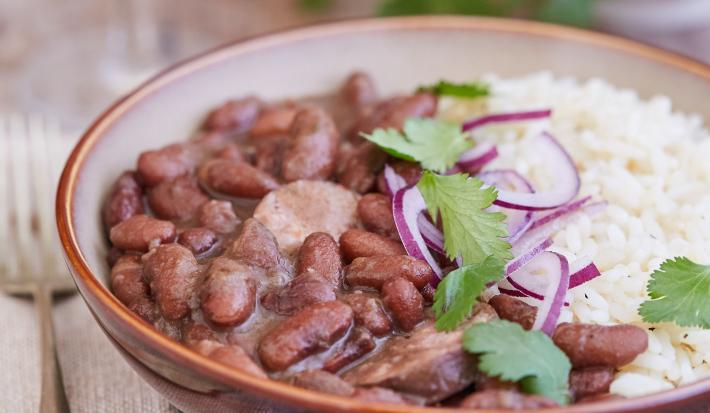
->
[57, 16, 710, 412]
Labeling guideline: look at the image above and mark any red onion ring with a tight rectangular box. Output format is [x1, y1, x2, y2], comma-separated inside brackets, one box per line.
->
[383, 164, 408, 197]
[479, 170, 535, 240]
[392, 186, 443, 281]
[506, 237, 553, 276]
[455, 143, 498, 174]
[511, 196, 605, 256]
[492, 132, 580, 211]
[569, 262, 602, 289]
[528, 252, 570, 336]
[462, 109, 552, 132]
[417, 213, 445, 255]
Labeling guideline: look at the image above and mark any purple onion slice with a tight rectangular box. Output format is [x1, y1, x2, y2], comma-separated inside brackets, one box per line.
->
[392, 186, 443, 281]
[526, 252, 570, 336]
[492, 132, 580, 211]
[462, 109, 552, 132]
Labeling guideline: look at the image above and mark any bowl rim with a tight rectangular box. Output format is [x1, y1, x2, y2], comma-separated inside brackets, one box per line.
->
[56, 15, 710, 413]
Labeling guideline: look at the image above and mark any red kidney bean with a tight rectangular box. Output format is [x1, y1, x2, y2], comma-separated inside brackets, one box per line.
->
[136, 143, 195, 187]
[226, 218, 283, 272]
[488, 294, 537, 330]
[569, 366, 615, 401]
[261, 273, 336, 315]
[341, 71, 378, 108]
[109, 214, 176, 252]
[203, 96, 261, 132]
[340, 292, 391, 337]
[381, 277, 424, 332]
[350, 92, 437, 139]
[250, 103, 299, 138]
[214, 143, 245, 162]
[102, 171, 144, 229]
[420, 283, 435, 303]
[291, 370, 355, 397]
[177, 227, 217, 255]
[339, 229, 405, 262]
[110, 255, 156, 322]
[198, 158, 279, 199]
[323, 327, 376, 373]
[357, 193, 397, 238]
[199, 200, 241, 234]
[253, 136, 289, 176]
[459, 389, 558, 409]
[257, 301, 353, 371]
[296, 232, 342, 286]
[352, 387, 411, 405]
[142, 244, 200, 320]
[553, 323, 648, 368]
[181, 321, 220, 345]
[281, 107, 339, 182]
[344, 255, 433, 290]
[106, 247, 124, 268]
[147, 175, 209, 222]
[200, 258, 257, 327]
[472, 374, 519, 392]
[376, 160, 422, 195]
[191, 340, 267, 378]
[337, 142, 387, 194]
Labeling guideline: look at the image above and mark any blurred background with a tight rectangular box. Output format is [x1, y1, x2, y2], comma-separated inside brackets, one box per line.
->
[2, 0, 710, 135]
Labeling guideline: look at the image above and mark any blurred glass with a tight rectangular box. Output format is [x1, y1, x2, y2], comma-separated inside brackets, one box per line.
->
[2, 0, 708, 134]
[15, 0, 219, 131]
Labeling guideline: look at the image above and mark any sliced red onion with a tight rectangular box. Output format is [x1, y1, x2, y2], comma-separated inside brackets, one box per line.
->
[392, 186, 443, 281]
[455, 143, 498, 174]
[505, 237, 553, 276]
[491, 132, 580, 211]
[511, 196, 595, 256]
[569, 262, 602, 289]
[499, 286, 529, 298]
[417, 213, 445, 255]
[462, 109, 552, 132]
[479, 170, 534, 240]
[528, 252, 570, 336]
[383, 164, 407, 197]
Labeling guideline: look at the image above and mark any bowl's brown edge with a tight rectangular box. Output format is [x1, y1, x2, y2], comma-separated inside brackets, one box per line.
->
[56, 15, 710, 413]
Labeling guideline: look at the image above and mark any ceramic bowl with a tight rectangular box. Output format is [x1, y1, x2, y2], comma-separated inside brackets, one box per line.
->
[56, 16, 710, 412]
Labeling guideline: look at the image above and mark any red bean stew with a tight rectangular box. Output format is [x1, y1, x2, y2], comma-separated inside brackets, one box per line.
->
[103, 72, 647, 408]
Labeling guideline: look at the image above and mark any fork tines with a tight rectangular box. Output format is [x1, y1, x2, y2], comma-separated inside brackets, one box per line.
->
[0, 114, 70, 285]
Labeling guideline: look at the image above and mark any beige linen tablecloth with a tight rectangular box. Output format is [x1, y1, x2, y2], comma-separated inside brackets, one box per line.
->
[0, 294, 174, 413]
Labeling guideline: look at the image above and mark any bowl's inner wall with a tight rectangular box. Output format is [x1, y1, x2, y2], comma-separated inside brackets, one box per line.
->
[72, 23, 710, 286]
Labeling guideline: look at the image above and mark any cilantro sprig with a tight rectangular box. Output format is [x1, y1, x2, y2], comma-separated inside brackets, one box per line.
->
[639, 257, 710, 329]
[417, 80, 489, 99]
[433, 256, 504, 332]
[417, 171, 511, 265]
[463, 320, 572, 405]
[361, 118, 472, 173]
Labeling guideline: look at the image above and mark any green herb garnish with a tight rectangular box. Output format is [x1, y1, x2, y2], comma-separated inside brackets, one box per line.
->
[360, 118, 472, 173]
[639, 257, 710, 329]
[463, 320, 572, 405]
[418, 80, 489, 99]
[417, 171, 511, 265]
[433, 256, 504, 332]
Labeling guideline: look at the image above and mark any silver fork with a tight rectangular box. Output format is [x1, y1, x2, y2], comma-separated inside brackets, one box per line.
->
[0, 114, 75, 413]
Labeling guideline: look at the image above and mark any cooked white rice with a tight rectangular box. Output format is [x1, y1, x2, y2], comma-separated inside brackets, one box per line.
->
[438, 72, 710, 398]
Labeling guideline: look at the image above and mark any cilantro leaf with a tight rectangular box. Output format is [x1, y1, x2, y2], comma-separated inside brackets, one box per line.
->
[434, 256, 504, 331]
[639, 257, 710, 329]
[417, 171, 511, 265]
[418, 80, 489, 99]
[463, 320, 572, 405]
[361, 118, 472, 173]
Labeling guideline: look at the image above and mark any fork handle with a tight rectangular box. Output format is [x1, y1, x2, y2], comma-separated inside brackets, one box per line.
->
[36, 284, 71, 413]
